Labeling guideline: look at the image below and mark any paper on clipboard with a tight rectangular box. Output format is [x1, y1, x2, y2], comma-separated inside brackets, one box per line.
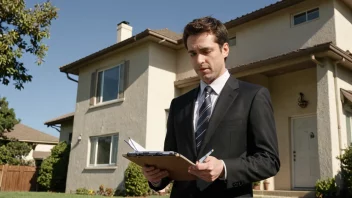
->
[124, 137, 146, 152]
[123, 137, 196, 181]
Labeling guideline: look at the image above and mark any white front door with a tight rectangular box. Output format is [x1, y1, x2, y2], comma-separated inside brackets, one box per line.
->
[292, 115, 319, 188]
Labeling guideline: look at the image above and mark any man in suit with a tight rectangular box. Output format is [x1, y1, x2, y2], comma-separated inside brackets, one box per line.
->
[142, 16, 280, 198]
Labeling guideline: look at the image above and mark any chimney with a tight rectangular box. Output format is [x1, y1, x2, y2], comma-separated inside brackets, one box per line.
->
[117, 21, 132, 43]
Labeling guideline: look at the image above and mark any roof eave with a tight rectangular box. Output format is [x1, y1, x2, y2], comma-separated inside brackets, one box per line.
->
[174, 43, 352, 88]
[60, 30, 179, 75]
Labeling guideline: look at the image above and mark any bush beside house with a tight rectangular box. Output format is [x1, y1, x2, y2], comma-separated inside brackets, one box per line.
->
[315, 144, 352, 197]
[37, 141, 70, 192]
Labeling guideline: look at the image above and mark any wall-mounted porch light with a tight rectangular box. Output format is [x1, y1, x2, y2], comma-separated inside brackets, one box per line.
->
[298, 92, 308, 108]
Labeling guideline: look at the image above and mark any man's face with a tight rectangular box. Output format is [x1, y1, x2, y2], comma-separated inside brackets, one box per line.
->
[186, 32, 229, 84]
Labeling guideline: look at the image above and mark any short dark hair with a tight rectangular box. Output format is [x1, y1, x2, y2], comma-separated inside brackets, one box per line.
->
[182, 16, 229, 49]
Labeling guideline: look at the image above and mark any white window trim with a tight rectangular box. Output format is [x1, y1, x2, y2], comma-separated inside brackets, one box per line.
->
[88, 134, 119, 167]
[94, 62, 124, 105]
[291, 7, 320, 27]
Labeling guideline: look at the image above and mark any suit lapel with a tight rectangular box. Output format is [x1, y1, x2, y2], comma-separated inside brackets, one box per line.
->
[198, 77, 239, 156]
[185, 86, 199, 158]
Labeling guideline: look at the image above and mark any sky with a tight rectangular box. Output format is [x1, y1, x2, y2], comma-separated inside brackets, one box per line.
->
[0, 0, 279, 138]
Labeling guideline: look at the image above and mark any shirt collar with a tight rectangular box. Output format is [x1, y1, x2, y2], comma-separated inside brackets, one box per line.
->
[199, 70, 230, 96]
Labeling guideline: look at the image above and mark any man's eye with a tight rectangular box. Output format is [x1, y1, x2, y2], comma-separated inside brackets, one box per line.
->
[189, 52, 196, 57]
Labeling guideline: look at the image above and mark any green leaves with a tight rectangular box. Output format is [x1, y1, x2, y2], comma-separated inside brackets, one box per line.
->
[315, 178, 338, 198]
[0, 0, 58, 90]
[124, 162, 150, 196]
[37, 141, 70, 192]
[337, 144, 352, 195]
[0, 140, 32, 165]
[0, 97, 19, 134]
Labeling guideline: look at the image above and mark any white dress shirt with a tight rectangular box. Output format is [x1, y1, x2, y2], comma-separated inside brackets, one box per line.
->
[193, 69, 230, 180]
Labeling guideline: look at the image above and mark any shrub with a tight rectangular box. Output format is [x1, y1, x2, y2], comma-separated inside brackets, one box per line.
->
[76, 187, 89, 195]
[37, 141, 70, 192]
[315, 178, 338, 198]
[337, 144, 352, 195]
[124, 162, 150, 196]
[96, 184, 115, 197]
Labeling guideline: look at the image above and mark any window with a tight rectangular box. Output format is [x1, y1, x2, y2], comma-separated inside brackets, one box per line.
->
[89, 134, 119, 166]
[293, 8, 319, 26]
[96, 65, 121, 103]
[229, 36, 236, 46]
[89, 60, 129, 106]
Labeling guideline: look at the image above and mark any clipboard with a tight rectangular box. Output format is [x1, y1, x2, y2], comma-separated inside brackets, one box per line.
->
[122, 151, 197, 181]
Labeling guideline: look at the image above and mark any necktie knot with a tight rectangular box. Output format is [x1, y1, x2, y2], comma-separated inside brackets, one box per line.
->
[204, 86, 212, 95]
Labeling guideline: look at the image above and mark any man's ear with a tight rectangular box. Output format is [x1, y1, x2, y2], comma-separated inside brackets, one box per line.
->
[222, 43, 229, 58]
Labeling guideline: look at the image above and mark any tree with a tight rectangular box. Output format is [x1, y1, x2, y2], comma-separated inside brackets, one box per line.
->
[0, 97, 20, 136]
[0, 140, 33, 165]
[0, 0, 58, 90]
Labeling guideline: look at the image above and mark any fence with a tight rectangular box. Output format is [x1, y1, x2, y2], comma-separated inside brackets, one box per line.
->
[0, 164, 37, 191]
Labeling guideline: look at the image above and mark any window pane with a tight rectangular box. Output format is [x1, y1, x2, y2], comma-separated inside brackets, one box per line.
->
[102, 66, 120, 102]
[89, 137, 97, 165]
[307, 8, 319, 21]
[294, 12, 306, 25]
[96, 71, 103, 103]
[229, 37, 236, 46]
[97, 136, 111, 164]
[111, 135, 118, 164]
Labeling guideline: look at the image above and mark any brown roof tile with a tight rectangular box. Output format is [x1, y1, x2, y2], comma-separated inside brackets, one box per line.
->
[150, 28, 182, 41]
[44, 112, 74, 126]
[3, 123, 59, 143]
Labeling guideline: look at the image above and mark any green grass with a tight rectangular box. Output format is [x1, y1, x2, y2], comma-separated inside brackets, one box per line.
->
[0, 192, 169, 198]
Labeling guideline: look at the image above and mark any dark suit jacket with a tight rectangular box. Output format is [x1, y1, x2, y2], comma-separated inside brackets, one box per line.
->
[149, 76, 280, 198]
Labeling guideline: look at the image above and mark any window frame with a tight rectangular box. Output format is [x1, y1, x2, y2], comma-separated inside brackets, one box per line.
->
[88, 134, 119, 167]
[291, 7, 320, 26]
[95, 63, 124, 105]
[229, 36, 236, 46]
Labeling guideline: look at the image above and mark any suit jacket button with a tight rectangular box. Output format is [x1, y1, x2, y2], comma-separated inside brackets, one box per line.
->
[232, 182, 238, 187]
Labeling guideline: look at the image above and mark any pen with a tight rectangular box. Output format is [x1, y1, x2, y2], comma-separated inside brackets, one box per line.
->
[199, 149, 214, 163]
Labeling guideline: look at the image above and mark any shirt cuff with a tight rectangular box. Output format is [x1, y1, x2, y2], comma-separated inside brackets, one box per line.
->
[218, 160, 227, 180]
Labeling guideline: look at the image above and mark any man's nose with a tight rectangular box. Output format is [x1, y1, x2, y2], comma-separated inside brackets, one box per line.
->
[195, 54, 205, 64]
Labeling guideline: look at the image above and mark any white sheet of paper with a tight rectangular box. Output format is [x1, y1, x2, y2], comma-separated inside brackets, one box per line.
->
[125, 138, 146, 152]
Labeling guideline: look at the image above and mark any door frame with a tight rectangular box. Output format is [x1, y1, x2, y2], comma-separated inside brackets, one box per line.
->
[290, 113, 317, 190]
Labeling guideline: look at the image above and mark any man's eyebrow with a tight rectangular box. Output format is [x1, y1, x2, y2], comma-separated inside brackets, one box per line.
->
[188, 47, 211, 53]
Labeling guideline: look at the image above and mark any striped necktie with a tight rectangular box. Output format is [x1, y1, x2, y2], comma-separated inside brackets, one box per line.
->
[195, 86, 213, 152]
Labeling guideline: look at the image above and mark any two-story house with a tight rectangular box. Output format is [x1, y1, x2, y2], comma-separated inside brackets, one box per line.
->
[46, 0, 352, 195]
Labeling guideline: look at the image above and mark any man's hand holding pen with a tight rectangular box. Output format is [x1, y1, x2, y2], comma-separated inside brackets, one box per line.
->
[188, 149, 225, 182]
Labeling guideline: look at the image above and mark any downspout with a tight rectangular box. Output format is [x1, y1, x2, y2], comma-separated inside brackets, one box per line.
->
[66, 72, 78, 83]
[333, 57, 345, 154]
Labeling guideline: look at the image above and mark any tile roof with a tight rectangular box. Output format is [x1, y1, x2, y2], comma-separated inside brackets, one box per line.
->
[3, 123, 59, 144]
[44, 112, 74, 126]
[151, 28, 182, 41]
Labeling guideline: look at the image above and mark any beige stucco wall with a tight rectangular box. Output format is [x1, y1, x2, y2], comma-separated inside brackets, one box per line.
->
[238, 74, 269, 89]
[146, 43, 177, 150]
[176, 0, 336, 81]
[60, 120, 73, 143]
[336, 65, 352, 150]
[254, 68, 317, 190]
[316, 59, 340, 180]
[334, 0, 352, 52]
[66, 43, 150, 193]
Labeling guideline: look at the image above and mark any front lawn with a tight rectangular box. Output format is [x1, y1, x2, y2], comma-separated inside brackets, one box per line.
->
[0, 192, 169, 198]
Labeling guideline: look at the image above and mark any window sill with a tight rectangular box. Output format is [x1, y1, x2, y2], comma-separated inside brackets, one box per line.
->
[84, 166, 117, 170]
[90, 98, 125, 109]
